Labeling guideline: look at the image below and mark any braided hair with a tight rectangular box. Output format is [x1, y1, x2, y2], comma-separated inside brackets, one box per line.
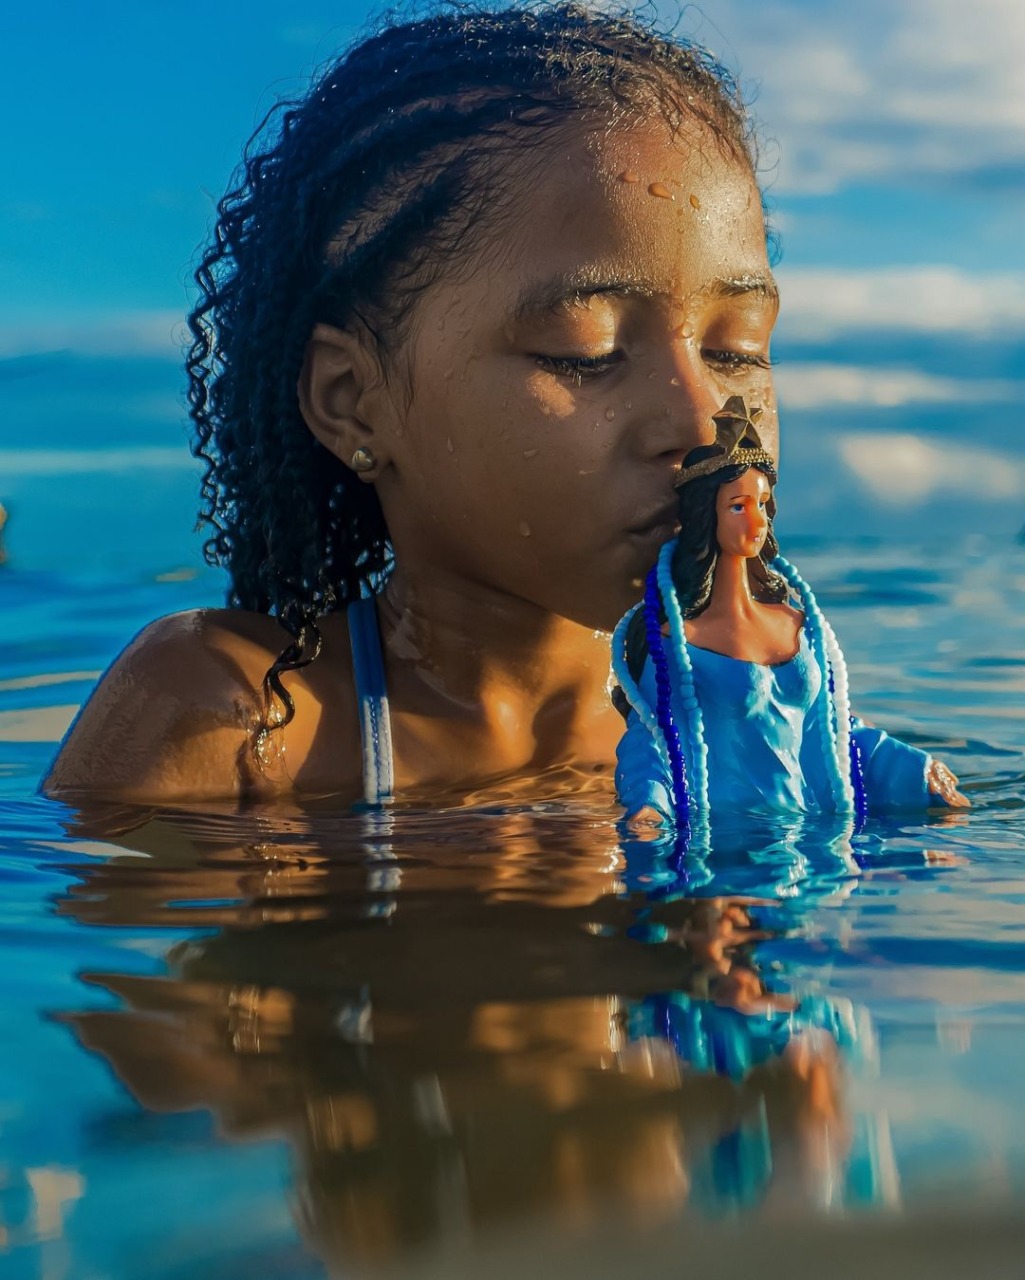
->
[186, 2, 763, 724]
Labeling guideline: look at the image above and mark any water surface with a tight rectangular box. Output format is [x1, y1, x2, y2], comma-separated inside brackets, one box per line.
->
[2, 539, 1024, 1278]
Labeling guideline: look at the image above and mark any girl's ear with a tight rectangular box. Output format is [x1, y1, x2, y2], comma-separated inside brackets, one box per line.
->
[297, 323, 393, 481]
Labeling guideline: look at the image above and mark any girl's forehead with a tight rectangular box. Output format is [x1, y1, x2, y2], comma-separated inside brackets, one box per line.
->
[590, 116, 748, 182]
[421, 119, 769, 326]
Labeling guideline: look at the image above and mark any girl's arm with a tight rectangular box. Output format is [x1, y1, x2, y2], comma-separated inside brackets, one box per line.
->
[43, 609, 362, 804]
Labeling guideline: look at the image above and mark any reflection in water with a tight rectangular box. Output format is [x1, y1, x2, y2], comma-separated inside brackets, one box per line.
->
[49, 802, 942, 1270]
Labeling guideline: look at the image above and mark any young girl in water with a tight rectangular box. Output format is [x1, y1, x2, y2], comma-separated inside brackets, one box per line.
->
[43, 3, 960, 811]
[44, 3, 776, 805]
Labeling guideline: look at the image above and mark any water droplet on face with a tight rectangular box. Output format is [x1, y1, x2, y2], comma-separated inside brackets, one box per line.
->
[518, 521, 532, 537]
[443, 368, 454, 380]
[675, 323, 694, 340]
[647, 370, 657, 380]
[624, 401, 632, 410]
[604, 407, 615, 421]
[648, 182, 673, 200]
[446, 438, 454, 452]
[670, 377, 680, 387]
[689, 193, 701, 209]
[523, 448, 539, 459]
[619, 170, 640, 183]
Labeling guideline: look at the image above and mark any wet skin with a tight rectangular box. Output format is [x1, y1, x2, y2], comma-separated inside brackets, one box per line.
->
[46, 118, 779, 804]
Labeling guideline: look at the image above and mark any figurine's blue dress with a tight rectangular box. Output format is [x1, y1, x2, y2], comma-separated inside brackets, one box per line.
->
[616, 625, 932, 824]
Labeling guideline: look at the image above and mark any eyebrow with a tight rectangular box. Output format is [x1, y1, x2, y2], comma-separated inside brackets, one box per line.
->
[707, 274, 780, 308]
[512, 275, 658, 324]
[512, 272, 779, 323]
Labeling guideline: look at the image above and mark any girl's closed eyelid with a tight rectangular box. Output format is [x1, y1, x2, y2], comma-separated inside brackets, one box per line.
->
[532, 350, 624, 381]
[703, 349, 774, 370]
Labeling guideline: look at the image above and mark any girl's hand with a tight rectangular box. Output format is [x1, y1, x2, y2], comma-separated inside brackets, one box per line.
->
[927, 759, 971, 808]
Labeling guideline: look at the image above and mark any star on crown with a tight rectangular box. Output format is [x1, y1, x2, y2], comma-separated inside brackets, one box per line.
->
[711, 396, 765, 452]
[675, 397, 775, 486]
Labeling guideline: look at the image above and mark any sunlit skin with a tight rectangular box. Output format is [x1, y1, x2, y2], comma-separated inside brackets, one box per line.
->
[46, 116, 780, 804]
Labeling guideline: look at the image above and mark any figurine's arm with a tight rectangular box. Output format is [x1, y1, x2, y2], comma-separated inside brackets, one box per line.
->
[615, 706, 676, 827]
[851, 718, 968, 809]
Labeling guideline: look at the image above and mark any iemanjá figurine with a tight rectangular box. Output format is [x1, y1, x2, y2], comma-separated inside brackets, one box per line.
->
[612, 397, 968, 828]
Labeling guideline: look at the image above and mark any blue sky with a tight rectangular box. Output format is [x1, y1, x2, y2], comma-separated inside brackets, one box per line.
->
[5, 1, 1023, 322]
[2, 0, 1024, 567]
[3, 1, 1018, 316]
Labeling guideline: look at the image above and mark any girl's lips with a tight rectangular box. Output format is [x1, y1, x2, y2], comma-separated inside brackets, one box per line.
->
[627, 503, 679, 540]
[627, 515, 679, 545]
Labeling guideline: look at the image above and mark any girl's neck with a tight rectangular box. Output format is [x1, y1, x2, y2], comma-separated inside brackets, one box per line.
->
[378, 566, 612, 711]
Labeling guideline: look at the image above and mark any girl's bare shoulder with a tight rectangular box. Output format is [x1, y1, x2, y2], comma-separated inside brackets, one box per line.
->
[43, 608, 361, 804]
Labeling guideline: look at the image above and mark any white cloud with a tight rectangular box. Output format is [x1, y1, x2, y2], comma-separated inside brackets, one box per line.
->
[0, 705, 78, 744]
[691, 0, 1025, 191]
[0, 312, 185, 359]
[774, 265, 1025, 336]
[776, 362, 1019, 409]
[838, 431, 1025, 504]
[0, 448, 196, 477]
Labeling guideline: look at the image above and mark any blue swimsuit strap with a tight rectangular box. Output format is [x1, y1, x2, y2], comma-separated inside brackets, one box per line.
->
[346, 596, 395, 806]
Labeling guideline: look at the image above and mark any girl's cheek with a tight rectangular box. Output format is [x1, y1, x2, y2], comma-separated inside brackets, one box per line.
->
[754, 387, 780, 453]
[525, 372, 580, 424]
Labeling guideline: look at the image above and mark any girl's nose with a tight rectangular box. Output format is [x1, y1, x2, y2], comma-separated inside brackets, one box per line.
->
[638, 346, 724, 463]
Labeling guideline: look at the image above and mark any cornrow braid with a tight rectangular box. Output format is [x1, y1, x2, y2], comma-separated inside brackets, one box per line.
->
[186, 2, 762, 728]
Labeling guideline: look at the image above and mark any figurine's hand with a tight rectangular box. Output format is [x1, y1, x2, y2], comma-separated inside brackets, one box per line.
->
[626, 805, 667, 831]
[927, 759, 971, 808]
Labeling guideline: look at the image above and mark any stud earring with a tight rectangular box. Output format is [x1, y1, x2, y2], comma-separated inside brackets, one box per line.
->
[351, 447, 376, 473]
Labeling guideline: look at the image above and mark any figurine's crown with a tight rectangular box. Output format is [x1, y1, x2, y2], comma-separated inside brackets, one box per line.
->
[675, 397, 776, 486]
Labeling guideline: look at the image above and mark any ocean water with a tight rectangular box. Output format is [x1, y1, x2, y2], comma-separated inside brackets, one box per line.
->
[2, 352, 1025, 1277]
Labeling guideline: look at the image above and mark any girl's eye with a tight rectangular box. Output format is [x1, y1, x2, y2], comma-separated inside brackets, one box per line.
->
[534, 351, 624, 384]
[703, 349, 773, 373]
[729, 502, 744, 513]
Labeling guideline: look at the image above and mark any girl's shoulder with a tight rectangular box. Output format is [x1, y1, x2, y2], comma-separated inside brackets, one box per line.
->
[43, 607, 363, 805]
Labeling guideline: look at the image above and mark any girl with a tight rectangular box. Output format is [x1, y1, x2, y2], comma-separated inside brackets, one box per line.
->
[46, 3, 784, 807]
[613, 398, 968, 824]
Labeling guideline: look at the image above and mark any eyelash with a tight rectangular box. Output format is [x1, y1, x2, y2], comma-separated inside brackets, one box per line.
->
[534, 352, 624, 384]
[704, 350, 774, 372]
[535, 348, 773, 384]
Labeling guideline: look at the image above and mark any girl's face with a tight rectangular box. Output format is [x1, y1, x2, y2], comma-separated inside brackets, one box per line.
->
[374, 117, 779, 630]
[715, 469, 773, 559]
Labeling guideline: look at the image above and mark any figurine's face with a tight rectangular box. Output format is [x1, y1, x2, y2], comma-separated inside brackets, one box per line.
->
[715, 469, 772, 558]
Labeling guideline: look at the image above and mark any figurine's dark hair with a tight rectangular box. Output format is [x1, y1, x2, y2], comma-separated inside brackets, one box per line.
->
[624, 446, 786, 683]
[185, 2, 765, 727]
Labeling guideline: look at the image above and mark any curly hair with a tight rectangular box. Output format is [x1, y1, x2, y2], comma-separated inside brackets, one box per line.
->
[624, 447, 787, 683]
[186, 2, 765, 722]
